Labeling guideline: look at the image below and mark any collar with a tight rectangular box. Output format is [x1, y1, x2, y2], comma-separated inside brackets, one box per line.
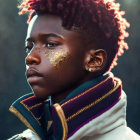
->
[9, 73, 122, 140]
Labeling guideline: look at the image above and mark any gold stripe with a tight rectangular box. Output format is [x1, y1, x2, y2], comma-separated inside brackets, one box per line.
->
[53, 104, 68, 140]
[28, 102, 43, 110]
[21, 96, 43, 110]
[66, 78, 121, 122]
[9, 106, 41, 140]
[61, 74, 113, 107]
[20, 101, 41, 125]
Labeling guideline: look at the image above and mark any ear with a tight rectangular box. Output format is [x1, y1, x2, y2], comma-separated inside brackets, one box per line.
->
[84, 49, 107, 73]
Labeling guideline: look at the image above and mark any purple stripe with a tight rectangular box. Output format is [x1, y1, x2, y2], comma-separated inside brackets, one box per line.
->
[30, 105, 44, 118]
[67, 85, 121, 135]
[68, 97, 121, 138]
[21, 96, 44, 108]
[20, 96, 45, 119]
[62, 78, 114, 118]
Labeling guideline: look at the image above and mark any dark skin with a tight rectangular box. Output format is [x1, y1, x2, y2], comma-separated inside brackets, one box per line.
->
[25, 14, 107, 103]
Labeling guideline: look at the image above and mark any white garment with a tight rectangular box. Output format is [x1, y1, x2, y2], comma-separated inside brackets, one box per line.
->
[12, 92, 140, 140]
[7, 129, 40, 140]
[21, 129, 40, 140]
[69, 91, 140, 140]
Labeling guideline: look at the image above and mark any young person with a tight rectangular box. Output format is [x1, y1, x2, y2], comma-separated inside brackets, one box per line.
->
[9, 0, 140, 139]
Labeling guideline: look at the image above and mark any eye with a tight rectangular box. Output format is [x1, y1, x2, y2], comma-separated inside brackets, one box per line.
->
[24, 46, 32, 54]
[24, 42, 34, 54]
[46, 42, 59, 48]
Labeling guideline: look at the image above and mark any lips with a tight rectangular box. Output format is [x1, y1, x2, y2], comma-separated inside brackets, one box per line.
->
[26, 68, 43, 83]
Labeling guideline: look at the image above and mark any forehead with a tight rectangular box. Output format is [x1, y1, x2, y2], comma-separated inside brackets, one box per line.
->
[26, 14, 80, 40]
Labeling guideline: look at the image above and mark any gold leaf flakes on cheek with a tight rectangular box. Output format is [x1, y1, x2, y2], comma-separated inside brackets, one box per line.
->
[45, 49, 70, 67]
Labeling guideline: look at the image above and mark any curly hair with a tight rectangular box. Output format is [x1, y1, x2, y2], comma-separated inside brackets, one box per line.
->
[18, 0, 130, 72]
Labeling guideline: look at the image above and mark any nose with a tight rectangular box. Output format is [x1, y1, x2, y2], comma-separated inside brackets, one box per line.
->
[25, 50, 41, 66]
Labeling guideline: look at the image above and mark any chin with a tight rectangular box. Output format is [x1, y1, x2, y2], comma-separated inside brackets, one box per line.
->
[31, 85, 50, 100]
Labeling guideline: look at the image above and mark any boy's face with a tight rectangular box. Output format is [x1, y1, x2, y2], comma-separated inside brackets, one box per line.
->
[25, 14, 88, 101]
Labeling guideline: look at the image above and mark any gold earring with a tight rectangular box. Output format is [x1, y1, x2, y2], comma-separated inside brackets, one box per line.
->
[85, 66, 93, 72]
[88, 68, 93, 72]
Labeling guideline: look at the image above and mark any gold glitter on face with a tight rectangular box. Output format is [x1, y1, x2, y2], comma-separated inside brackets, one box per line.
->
[46, 49, 70, 67]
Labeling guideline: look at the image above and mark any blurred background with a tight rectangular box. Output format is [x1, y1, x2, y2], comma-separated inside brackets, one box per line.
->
[0, 0, 140, 139]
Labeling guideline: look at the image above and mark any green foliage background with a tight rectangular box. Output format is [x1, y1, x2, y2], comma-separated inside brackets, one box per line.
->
[0, 0, 139, 139]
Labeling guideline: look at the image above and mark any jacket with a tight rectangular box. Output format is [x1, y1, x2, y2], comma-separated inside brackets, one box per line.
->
[8, 73, 140, 140]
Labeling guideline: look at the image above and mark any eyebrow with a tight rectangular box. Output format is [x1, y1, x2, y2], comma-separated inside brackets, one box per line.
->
[25, 33, 64, 42]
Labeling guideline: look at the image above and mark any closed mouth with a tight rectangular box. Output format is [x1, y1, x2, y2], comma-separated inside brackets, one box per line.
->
[26, 69, 43, 78]
[26, 69, 44, 84]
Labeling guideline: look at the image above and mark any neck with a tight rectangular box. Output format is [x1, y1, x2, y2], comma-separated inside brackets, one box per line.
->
[51, 73, 105, 103]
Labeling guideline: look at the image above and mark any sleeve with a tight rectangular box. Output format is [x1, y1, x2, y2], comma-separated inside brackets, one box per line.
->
[7, 129, 40, 140]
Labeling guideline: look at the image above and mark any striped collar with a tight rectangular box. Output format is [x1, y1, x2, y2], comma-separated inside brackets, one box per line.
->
[9, 73, 122, 140]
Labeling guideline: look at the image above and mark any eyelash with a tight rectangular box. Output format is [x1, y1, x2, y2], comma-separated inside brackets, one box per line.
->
[45, 42, 59, 48]
[24, 41, 60, 54]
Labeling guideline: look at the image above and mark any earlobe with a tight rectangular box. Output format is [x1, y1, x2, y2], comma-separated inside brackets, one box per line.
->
[84, 49, 107, 73]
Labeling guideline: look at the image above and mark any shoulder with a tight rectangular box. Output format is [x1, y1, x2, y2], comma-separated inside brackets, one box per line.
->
[80, 126, 140, 140]
[122, 126, 140, 140]
[7, 129, 40, 140]
[97, 126, 140, 140]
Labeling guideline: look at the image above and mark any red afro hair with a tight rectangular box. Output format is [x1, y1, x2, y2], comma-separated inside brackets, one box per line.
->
[18, 0, 130, 71]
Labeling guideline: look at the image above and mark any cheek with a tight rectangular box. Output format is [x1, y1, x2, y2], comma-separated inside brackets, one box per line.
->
[45, 49, 70, 67]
